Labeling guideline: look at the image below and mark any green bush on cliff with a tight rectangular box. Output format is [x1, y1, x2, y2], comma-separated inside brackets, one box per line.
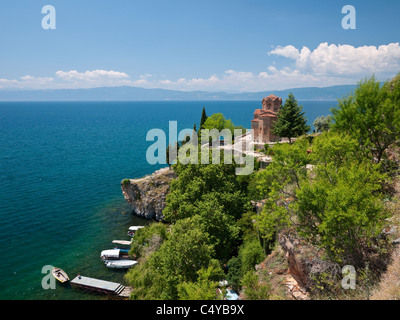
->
[163, 149, 251, 262]
[239, 236, 265, 274]
[126, 217, 217, 300]
[129, 222, 168, 258]
[331, 75, 400, 163]
[241, 270, 271, 300]
[177, 260, 224, 300]
[225, 236, 266, 292]
[164, 149, 248, 222]
[253, 138, 311, 242]
[295, 134, 388, 264]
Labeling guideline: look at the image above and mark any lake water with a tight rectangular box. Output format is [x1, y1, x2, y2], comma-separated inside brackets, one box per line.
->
[0, 100, 336, 299]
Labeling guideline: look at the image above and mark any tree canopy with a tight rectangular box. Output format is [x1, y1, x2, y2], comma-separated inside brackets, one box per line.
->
[273, 93, 311, 143]
[331, 75, 400, 163]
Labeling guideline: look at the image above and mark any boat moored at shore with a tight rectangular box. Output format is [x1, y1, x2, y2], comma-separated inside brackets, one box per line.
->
[128, 225, 144, 237]
[105, 260, 137, 269]
[100, 249, 130, 261]
[52, 267, 70, 283]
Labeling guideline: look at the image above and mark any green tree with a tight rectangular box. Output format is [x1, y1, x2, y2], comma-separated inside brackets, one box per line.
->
[313, 115, 333, 133]
[177, 279, 218, 300]
[125, 251, 166, 300]
[131, 217, 214, 300]
[200, 106, 208, 130]
[226, 256, 242, 292]
[177, 260, 224, 300]
[200, 113, 237, 144]
[241, 270, 271, 300]
[129, 222, 168, 258]
[296, 162, 387, 264]
[332, 75, 400, 163]
[193, 194, 240, 261]
[253, 138, 311, 241]
[273, 93, 311, 143]
[126, 217, 216, 300]
[239, 236, 265, 274]
[295, 133, 388, 264]
[166, 141, 179, 167]
[164, 152, 248, 223]
[309, 131, 363, 168]
[166, 143, 171, 168]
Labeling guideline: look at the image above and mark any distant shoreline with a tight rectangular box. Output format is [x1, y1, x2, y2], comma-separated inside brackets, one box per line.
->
[0, 84, 355, 102]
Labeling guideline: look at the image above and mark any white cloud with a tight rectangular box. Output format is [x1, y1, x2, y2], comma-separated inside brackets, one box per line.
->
[270, 42, 400, 76]
[0, 75, 54, 89]
[0, 70, 132, 90]
[269, 45, 300, 60]
[139, 73, 153, 79]
[55, 69, 129, 81]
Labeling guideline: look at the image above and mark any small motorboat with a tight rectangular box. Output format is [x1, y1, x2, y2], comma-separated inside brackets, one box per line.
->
[128, 226, 144, 237]
[100, 249, 130, 261]
[112, 240, 132, 246]
[52, 267, 70, 283]
[129, 226, 145, 232]
[105, 260, 138, 269]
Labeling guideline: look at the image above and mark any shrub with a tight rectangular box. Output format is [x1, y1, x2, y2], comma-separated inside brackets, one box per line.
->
[241, 270, 271, 300]
[129, 222, 168, 258]
[239, 237, 265, 274]
[226, 256, 242, 292]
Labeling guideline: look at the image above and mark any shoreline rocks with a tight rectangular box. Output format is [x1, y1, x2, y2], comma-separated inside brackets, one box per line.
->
[121, 167, 177, 221]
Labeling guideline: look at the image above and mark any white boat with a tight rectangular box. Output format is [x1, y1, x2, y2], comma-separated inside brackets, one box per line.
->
[100, 249, 130, 261]
[128, 226, 144, 237]
[112, 240, 132, 246]
[105, 260, 138, 269]
[128, 226, 145, 232]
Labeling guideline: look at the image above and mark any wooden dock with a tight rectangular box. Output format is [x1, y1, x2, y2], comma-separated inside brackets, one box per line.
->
[70, 275, 132, 298]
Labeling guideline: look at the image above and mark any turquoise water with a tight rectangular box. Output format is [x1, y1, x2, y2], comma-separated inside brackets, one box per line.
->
[0, 100, 336, 300]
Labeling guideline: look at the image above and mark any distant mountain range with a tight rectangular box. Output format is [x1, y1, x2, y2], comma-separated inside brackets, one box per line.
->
[0, 85, 357, 101]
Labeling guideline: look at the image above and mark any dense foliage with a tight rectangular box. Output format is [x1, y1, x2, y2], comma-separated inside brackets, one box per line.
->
[313, 115, 333, 133]
[332, 75, 400, 163]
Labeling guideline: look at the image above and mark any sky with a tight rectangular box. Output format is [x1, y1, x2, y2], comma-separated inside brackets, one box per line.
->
[0, 0, 399, 92]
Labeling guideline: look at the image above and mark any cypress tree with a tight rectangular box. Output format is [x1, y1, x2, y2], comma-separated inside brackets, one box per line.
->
[273, 93, 310, 144]
[166, 143, 171, 169]
[200, 107, 208, 130]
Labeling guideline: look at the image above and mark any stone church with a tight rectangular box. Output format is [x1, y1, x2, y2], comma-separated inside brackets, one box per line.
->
[251, 94, 282, 143]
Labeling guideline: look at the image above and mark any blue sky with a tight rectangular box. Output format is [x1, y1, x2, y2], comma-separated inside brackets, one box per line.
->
[0, 0, 399, 92]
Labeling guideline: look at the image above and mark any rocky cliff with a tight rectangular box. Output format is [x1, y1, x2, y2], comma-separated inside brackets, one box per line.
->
[121, 167, 177, 221]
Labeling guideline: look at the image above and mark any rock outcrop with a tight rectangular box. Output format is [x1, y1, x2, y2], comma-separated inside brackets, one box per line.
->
[121, 167, 177, 221]
[278, 231, 313, 290]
